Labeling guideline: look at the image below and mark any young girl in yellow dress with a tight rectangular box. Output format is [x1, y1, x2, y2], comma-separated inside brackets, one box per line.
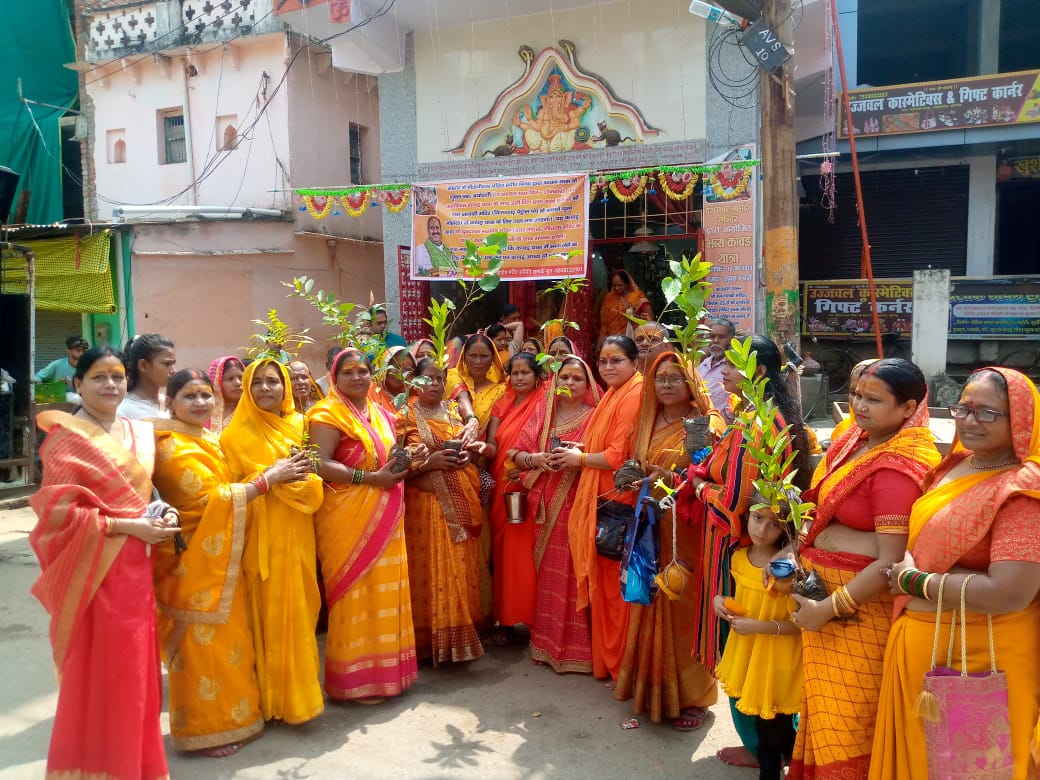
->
[713, 495, 803, 780]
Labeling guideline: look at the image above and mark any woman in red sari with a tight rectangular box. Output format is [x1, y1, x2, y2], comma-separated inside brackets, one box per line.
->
[789, 358, 939, 780]
[551, 335, 644, 681]
[511, 355, 602, 671]
[486, 351, 547, 641]
[30, 346, 179, 780]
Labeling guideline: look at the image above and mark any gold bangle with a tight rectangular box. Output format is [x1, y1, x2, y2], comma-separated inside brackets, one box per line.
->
[695, 481, 707, 501]
[105, 517, 117, 536]
[773, 620, 782, 636]
[579, 453, 588, 467]
[831, 593, 842, 618]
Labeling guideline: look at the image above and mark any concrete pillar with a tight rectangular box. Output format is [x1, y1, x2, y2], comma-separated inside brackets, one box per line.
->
[912, 269, 950, 382]
[977, 0, 1001, 75]
[966, 155, 997, 275]
[378, 32, 418, 324]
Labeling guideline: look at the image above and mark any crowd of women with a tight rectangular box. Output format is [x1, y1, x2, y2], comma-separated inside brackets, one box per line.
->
[26, 303, 1040, 780]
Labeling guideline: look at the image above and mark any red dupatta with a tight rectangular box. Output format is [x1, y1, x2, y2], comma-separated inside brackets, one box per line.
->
[29, 411, 153, 669]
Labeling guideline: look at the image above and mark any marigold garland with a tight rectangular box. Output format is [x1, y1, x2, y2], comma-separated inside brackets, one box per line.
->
[709, 167, 752, 201]
[382, 188, 410, 213]
[341, 191, 370, 217]
[658, 170, 699, 200]
[608, 175, 647, 203]
[303, 195, 333, 220]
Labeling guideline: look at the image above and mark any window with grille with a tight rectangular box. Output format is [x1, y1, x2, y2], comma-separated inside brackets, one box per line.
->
[349, 123, 363, 184]
[160, 111, 186, 165]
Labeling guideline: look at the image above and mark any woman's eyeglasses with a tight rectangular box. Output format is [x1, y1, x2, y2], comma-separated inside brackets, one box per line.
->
[654, 376, 685, 387]
[597, 357, 631, 368]
[948, 404, 1009, 423]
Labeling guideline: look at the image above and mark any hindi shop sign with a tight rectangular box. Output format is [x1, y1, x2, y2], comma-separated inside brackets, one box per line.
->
[949, 279, 1040, 338]
[802, 279, 913, 337]
[839, 69, 1040, 139]
[702, 158, 757, 335]
[410, 174, 588, 281]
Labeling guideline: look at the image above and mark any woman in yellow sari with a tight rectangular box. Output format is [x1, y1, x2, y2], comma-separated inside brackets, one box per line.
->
[369, 345, 415, 417]
[871, 367, 1040, 780]
[153, 369, 312, 755]
[308, 348, 420, 702]
[615, 353, 724, 729]
[552, 335, 644, 681]
[220, 359, 325, 725]
[598, 270, 653, 339]
[788, 358, 940, 779]
[446, 333, 506, 436]
[402, 357, 485, 665]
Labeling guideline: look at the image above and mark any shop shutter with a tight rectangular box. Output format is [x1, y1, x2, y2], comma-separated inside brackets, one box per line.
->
[35, 310, 83, 372]
[799, 166, 969, 280]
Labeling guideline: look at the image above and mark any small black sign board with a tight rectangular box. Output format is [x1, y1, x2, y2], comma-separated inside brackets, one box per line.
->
[740, 18, 792, 73]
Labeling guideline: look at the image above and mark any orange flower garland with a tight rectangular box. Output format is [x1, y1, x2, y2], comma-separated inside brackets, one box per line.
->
[658, 170, 699, 201]
[608, 175, 647, 204]
[341, 191, 370, 218]
[303, 195, 334, 220]
[381, 188, 410, 214]
[709, 167, 751, 201]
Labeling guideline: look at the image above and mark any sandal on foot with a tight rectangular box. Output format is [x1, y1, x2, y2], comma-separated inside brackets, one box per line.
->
[674, 707, 707, 731]
[716, 745, 760, 768]
[196, 743, 243, 758]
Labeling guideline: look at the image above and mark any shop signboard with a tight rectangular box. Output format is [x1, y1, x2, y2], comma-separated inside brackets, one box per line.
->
[803, 277, 1040, 338]
[949, 279, 1040, 338]
[802, 279, 912, 337]
[703, 147, 757, 335]
[838, 69, 1040, 139]
[410, 173, 588, 281]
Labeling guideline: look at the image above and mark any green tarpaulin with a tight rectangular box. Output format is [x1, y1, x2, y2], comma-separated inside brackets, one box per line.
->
[0, 0, 77, 224]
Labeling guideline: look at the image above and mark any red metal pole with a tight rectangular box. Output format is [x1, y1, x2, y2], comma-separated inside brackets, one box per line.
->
[829, 0, 884, 359]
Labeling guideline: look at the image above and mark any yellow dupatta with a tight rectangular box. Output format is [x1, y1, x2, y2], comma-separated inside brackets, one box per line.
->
[220, 359, 323, 581]
[152, 421, 248, 649]
[306, 361, 404, 605]
[445, 336, 507, 428]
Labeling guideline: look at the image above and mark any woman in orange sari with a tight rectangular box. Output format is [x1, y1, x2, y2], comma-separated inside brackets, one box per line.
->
[486, 352, 547, 639]
[402, 357, 486, 664]
[153, 369, 312, 756]
[221, 359, 325, 725]
[512, 354, 601, 671]
[788, 358, 940, 780]
[308, 348, 420, 702]
[369, 345, 415, 417]
[30, 346, 179, 780]
[552, 335, 644, 680]
[598, 270, 653, 339]
[615, 353, 724, 729]
[871, 367, 1040, 780]
[684, 335, 812, 769]
[207, 355, 245, 432]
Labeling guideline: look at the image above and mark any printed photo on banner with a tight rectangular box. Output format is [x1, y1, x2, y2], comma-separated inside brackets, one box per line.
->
[409, 173, 589, 281]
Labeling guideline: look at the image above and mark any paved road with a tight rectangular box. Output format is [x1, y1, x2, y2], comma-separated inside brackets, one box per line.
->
[0, 504, 748, 779]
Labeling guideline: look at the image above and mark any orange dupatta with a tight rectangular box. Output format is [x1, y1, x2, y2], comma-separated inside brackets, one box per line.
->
[907, 367, 1040, 580]
[29, 411, 154, 669]
[569, 371, 644, 610]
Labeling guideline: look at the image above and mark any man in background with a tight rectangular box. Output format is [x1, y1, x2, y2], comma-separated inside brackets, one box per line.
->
[697, 318, 736, 422]
[372, 306, 408, 348]
[34, 336, 88, 388]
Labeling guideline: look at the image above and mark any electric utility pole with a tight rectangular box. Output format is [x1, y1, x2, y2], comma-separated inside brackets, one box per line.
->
[758, 0, 799, 350]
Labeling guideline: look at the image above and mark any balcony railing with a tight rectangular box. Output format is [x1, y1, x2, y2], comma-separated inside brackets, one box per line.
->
[83, 0, 279, 62]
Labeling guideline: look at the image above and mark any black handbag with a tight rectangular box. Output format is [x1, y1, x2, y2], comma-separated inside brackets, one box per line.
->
[595, 499, 635, 560]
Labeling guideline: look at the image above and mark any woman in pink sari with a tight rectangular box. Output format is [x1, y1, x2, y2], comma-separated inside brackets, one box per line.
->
[512, 355, 601, 671]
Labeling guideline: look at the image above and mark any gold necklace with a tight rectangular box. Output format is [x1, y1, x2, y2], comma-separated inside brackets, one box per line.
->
[968, 456, 1019, 470]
